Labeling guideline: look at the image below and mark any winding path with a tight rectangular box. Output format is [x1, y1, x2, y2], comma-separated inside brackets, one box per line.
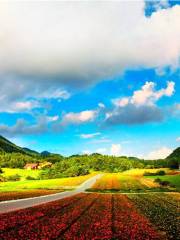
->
[0, 174, 103, 214]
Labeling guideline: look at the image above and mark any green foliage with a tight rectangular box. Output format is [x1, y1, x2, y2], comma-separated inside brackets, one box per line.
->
[7, 174, 21, 181]
[0, 134, 179, 180]
[0, 135, 27, 154]
[144, 170, 166, 176]
[26, 175, 37, 180]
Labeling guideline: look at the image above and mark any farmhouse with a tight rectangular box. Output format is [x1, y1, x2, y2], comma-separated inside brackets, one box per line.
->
[38, 162, 52, 169]
[24, 163, 39, 170]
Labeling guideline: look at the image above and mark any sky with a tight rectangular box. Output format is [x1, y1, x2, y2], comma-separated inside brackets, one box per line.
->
[0, 0, 179, 159]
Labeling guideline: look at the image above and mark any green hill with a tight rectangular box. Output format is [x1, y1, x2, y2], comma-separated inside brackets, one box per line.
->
[0, 135, 27, 154]
[167, 147, 180, 159]
[166, 147, 180, 169]
[23, 147, 40, 156]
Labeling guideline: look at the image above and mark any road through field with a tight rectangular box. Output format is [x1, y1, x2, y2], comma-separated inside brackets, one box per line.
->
[0, 174, 103, 214]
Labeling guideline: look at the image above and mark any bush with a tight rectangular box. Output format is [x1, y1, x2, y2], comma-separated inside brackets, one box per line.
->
[159, 180, 170, 186]
[144, 170, 166, 176]
[0, 168, 3, 174]
[154, 178, 161, 183]
[156, 170, 166, 175]
[7, 174, 21, 181]
[26, 175, 37, 180]
[0, 176, 6, 182]
[154, 178, 170, 187]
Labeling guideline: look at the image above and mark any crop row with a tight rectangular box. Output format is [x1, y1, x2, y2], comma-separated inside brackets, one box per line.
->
[128, 193, 179, 240]
[92, 174, 121, 190]
[91, 174, 157, 191]
[0, 193, 168, 240]
[0, 193, 98, 240]
[0, 193, 86, 232]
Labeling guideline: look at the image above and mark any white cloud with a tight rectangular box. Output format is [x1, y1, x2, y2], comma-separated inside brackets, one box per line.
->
[38, 89, 70, 100]
[106, 81, 175, 125]
[110, 144, 122, 156]
[113, 97, 129, 107]
[82, 150, 91, 155]
[176, 137, 180, 142]
[145, 147, 172, 160]
[131, 81, 174, 106]
[0, 114, 59, 136]
[91, 137, 111, 144]
[98, 103, 105, 108]
[80, 132, 101, 139]
[96, 148, 107, 154]
[46, 115, 59, 122]
[0, 1, 179, 97]
[10, 100, 40, 112]
[61, 110, 97, 125]
[0, 118, 47, 137]
[113, 81, 175, 107]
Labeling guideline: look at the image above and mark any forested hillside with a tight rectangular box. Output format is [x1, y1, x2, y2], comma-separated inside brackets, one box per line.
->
[0, 135, 27, 154]
[0, 135, 179, 178]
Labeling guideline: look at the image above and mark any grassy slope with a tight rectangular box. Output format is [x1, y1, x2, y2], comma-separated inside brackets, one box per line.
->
[146, 174, 180, 191]
[0, 173, 96, 192]
[2, 168, 41, 180]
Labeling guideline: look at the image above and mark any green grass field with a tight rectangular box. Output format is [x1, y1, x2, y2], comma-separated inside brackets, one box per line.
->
[0, 168, 179, 193]
[2, 168, 41, 180]
[88, 169, 180, 193]
[122, 168, 173, 176]
[0, 173, 96, 192]
[145, 174, 180, 191]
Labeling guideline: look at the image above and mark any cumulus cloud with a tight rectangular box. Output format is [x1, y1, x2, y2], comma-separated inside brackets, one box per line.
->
[96, 148, 107, 154]
[145, 146, 172, 159]
[61, 110, 97, 126]
[105, 104, 164, 125]
[105, 81, 174, 125]
[7, 100, 41, 113]
[0, 119, 46, 137]
[0, 1, 180, 110]
[110, 144, 122, 156]
[113, 81, 175, 107]
[0, 115, 59, 137]
[0, 74, 71, 113]
[79, 132, 101, 139]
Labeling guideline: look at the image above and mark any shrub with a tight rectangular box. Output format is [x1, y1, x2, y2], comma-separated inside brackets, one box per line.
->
[0, 176, 6, 182]
[154, 178, 170, 187]
[154, 178, 161, 183]
[26, 176, 37, 180]
[156, 170, 166, 175]
[7, 174, 21, 181]
[159, 180, 170, 186]
[144, 170, 166, 176]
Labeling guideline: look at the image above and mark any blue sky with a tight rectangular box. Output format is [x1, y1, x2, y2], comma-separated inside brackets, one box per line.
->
[0, 1, 179, 159]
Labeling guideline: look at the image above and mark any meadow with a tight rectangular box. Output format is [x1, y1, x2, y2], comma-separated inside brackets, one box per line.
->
[0, 170, 96, 200]
[88, 169, 180, 193]
[1, 168, 41, 180]
[0, 172, 96, 191]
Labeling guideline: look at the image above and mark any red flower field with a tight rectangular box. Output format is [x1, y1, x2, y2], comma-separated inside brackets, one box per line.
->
[0, 193, 178, 240]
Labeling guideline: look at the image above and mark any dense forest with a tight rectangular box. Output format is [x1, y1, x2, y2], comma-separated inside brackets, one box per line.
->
[0, 135, 179, 179]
